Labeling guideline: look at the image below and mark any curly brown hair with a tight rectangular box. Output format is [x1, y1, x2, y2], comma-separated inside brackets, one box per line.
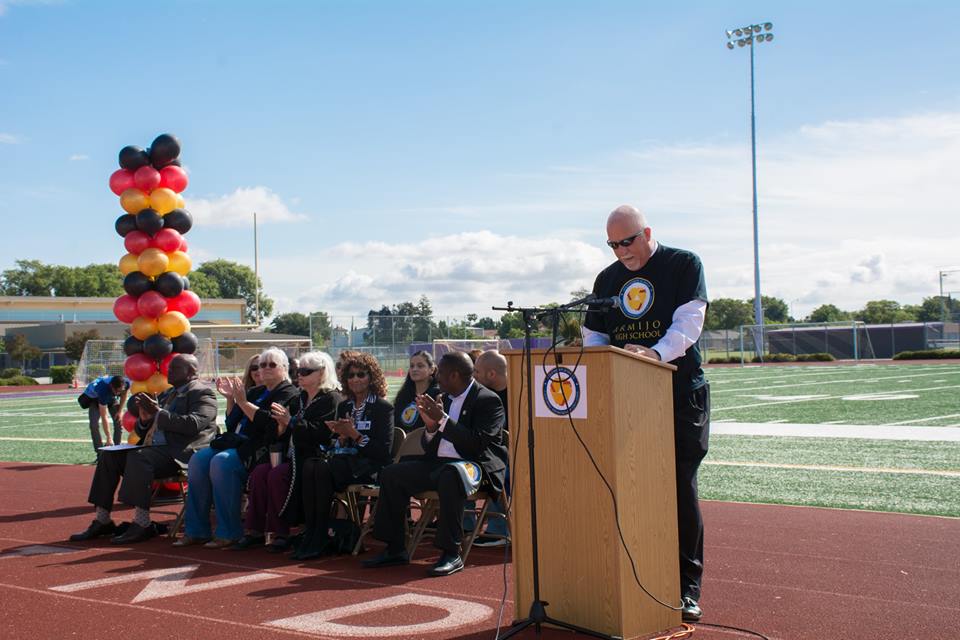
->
[339, 352, 388, 398]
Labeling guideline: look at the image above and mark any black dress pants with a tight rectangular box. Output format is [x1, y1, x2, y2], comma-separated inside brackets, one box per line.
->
[372, 459, 467, 555]
[87, 445, 181, 511]
[673, 383, 710, 601]
[301, 456, 367, 535]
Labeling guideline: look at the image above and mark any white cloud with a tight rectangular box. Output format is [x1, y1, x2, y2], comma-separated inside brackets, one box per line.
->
[68, 154, 89, 161]
[0, 132, 23, 144]
[185, 186, 308, 228]
[263, 231, 609, 319]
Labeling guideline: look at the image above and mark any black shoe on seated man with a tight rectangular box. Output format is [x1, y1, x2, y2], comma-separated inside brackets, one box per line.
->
[69, 519, 116, 542]
[472, 534, 509, 548]
[681, 596, 702, 622]
[361, 548, 410, 569]
[231, 534, 266, 550]
[427, 552, 464, 577]
[110, 522, 157, 545]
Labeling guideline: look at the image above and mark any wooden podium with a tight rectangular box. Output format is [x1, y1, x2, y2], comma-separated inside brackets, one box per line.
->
[504, 346, 681, 638]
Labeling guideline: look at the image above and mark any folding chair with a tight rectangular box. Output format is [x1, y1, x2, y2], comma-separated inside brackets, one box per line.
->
[150, 470, 188, 538]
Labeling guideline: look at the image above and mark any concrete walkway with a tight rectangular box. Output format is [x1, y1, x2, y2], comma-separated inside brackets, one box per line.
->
[713, 422, 960, 441]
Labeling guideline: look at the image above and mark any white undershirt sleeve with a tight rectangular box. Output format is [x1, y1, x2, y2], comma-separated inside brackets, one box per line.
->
[581, 325, 611, 347]
[651, 299, 707, 363]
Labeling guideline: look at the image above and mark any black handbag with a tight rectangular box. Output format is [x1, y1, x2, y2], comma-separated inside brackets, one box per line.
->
[209, 431, 248, 451]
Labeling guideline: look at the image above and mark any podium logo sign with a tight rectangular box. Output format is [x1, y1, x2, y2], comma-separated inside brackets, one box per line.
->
[619, 277, 654, 319]
[535, 365, 588, 419]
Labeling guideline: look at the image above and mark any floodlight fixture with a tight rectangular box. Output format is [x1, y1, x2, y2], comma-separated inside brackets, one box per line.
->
[727, 41, 735, 49]
[764, 22, 773, 31]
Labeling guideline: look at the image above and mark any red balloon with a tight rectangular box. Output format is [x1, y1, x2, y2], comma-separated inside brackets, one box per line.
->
[158, 165, 189, 193]
[113, 295, 140, 323]
[124, 353, 157, 382]
[134, 165, 161, 192]
[159, 352, 176, 376]
[167, 290, 201, 318]
[124, 230, 152, 255]
[178, 237, 188, 252]
[137, 290, 168, 318]
[150, 228, 183, 252]
[109, 169, 136, 196]
[122, 411, 137, 432]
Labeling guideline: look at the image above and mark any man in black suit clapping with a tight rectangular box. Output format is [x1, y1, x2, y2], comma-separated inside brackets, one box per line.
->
[363, 351, 507, 576]
[69, 354, 218, 545]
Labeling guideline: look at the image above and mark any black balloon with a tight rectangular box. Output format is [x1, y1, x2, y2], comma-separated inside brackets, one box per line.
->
[163, 209, 193, 234]
[119, 145, 150, 171]
[123, 336, 144, 356]
[126, 394, 140, 415]
[150, 133, 181, 168]
[171, 331, 198, 355]
[181, 276, 190, 290]
[168, 158, 182, 167]
[115, 214, 138, 237]
[136, 208, 164, 235]
[123, 271, 154, 297]
[143, 334, 174, 360]
[155, 271, 185, 298]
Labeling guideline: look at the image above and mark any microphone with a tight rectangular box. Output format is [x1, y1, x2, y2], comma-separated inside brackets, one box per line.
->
[584, 295, 620, 309]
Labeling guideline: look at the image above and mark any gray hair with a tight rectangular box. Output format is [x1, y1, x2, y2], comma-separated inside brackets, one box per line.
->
[297, 350, 340, 392]
[259, 347, 290, 382]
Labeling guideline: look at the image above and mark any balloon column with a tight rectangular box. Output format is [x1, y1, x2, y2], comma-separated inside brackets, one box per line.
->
[110, 134, 201, 441]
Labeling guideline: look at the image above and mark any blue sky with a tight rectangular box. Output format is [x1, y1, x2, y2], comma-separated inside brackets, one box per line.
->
[2, 0, 959, 322]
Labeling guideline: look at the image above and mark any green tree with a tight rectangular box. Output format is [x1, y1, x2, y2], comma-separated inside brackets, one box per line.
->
[747, 296, 790, 323]
[267, 312, 310, 336]
[805, 304, 852, 323]
[916, 296, 960, 322]
[5, 334, 42, 369]
[497, 311, 526, 339]
[476, 316, 497, 330]
[0, 260, 122, 297]
[704, 298, 753, 330]
[63, 329, 101, 362]
[195, 259, 273, 324]
[854, 300, 915, 324]
[185, 271, 221, 299]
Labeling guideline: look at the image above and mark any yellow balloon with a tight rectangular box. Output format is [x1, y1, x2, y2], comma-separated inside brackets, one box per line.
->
[175, 193, 185, 208]
[167, 250, 192, 276]
[131, 316, 159, 340]
[128, 432, 141, 445]
[146, 372, 171, 394]
[119, 253, 140, 275]
[138, 247, 169, 277]
[129, 381, 149, 395]
[158, 311, 190, 338]
[150, 188, 178, 215]
[120, 188, 150, 214]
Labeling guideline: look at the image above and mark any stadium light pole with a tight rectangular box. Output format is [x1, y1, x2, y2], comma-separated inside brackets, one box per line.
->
[726, 21, 774, 355]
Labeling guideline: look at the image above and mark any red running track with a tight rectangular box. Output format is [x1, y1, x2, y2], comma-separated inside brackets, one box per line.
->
[0, 462, 957, 640]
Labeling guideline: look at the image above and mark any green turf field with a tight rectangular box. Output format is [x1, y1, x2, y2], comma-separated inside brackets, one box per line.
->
[1, 364, 958, 516]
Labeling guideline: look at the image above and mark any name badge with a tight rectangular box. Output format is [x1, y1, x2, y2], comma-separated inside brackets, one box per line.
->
[356, 420, 372, 432]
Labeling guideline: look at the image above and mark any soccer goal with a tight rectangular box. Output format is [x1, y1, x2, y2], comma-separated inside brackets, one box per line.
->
[738, 321, 877, 363]
[430, 339, 514, 360]
[74, 338, 216, 386]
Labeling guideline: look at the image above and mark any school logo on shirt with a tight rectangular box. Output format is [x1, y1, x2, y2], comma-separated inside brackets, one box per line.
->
[541, 366, 581, 416]
[619, 277, 654, 319]
[400, 402, 419, 427]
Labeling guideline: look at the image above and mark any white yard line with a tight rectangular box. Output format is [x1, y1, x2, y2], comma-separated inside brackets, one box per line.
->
[0, 437, 87, 443]
[714, 384, 960, 412]
[704, 460, 960, 477]
[883, 414, 960, 426]
[712, 370, 960, 395]
[712, 421, 960, 441]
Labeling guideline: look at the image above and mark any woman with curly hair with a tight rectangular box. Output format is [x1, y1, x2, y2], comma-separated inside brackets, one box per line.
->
[393, 350, 439, 433]
[294, 352, 394, 559]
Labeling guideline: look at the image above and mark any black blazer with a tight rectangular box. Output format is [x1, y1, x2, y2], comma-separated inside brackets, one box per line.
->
[423, 380, 508, 494]
[225, 381, 299, 468]
[135, 378, 218, 469]
[333, 396, 395, 477]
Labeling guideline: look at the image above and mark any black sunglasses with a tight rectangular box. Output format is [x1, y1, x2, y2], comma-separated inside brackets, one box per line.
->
[249, 365, 259, 372]
[606, 230, 644, 249]
[346, 370, 369, 379]
[258, 361, 280, 369]
[297, 368, 318, 377]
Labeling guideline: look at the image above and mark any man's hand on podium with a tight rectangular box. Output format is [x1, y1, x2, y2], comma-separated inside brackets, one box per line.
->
[624, 344, 661, 361]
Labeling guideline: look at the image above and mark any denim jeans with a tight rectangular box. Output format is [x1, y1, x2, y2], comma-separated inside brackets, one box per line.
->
[184, 446, 247, 540]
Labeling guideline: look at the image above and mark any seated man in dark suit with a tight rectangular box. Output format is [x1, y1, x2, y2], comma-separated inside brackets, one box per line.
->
[363, 351, 507, 577]
[69, 354, 218, 545]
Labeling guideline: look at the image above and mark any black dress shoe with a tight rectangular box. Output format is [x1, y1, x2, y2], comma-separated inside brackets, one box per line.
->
[267, 537, 291, 553]
[361, 549, 410, 568]
[231, 534, 266, 550]
[427, 552, 464, 577]
[681, 596, 702, 622]
[110, 523, 157, 545]
[69, 519, 116, 542]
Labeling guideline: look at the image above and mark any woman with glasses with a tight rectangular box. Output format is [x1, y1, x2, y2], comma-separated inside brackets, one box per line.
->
[241, 354, 263, 391]
[393, 350, 439, 433]
[241, 351, 344, 553]
[293, 352, 394, 560]
[176, 347, 298, 549]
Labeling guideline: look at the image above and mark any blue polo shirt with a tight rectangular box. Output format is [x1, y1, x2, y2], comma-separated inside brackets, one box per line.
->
[83, 376, 129, 406]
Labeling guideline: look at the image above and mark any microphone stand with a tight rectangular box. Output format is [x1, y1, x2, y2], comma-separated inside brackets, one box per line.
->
[492, 301, 620, 640]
